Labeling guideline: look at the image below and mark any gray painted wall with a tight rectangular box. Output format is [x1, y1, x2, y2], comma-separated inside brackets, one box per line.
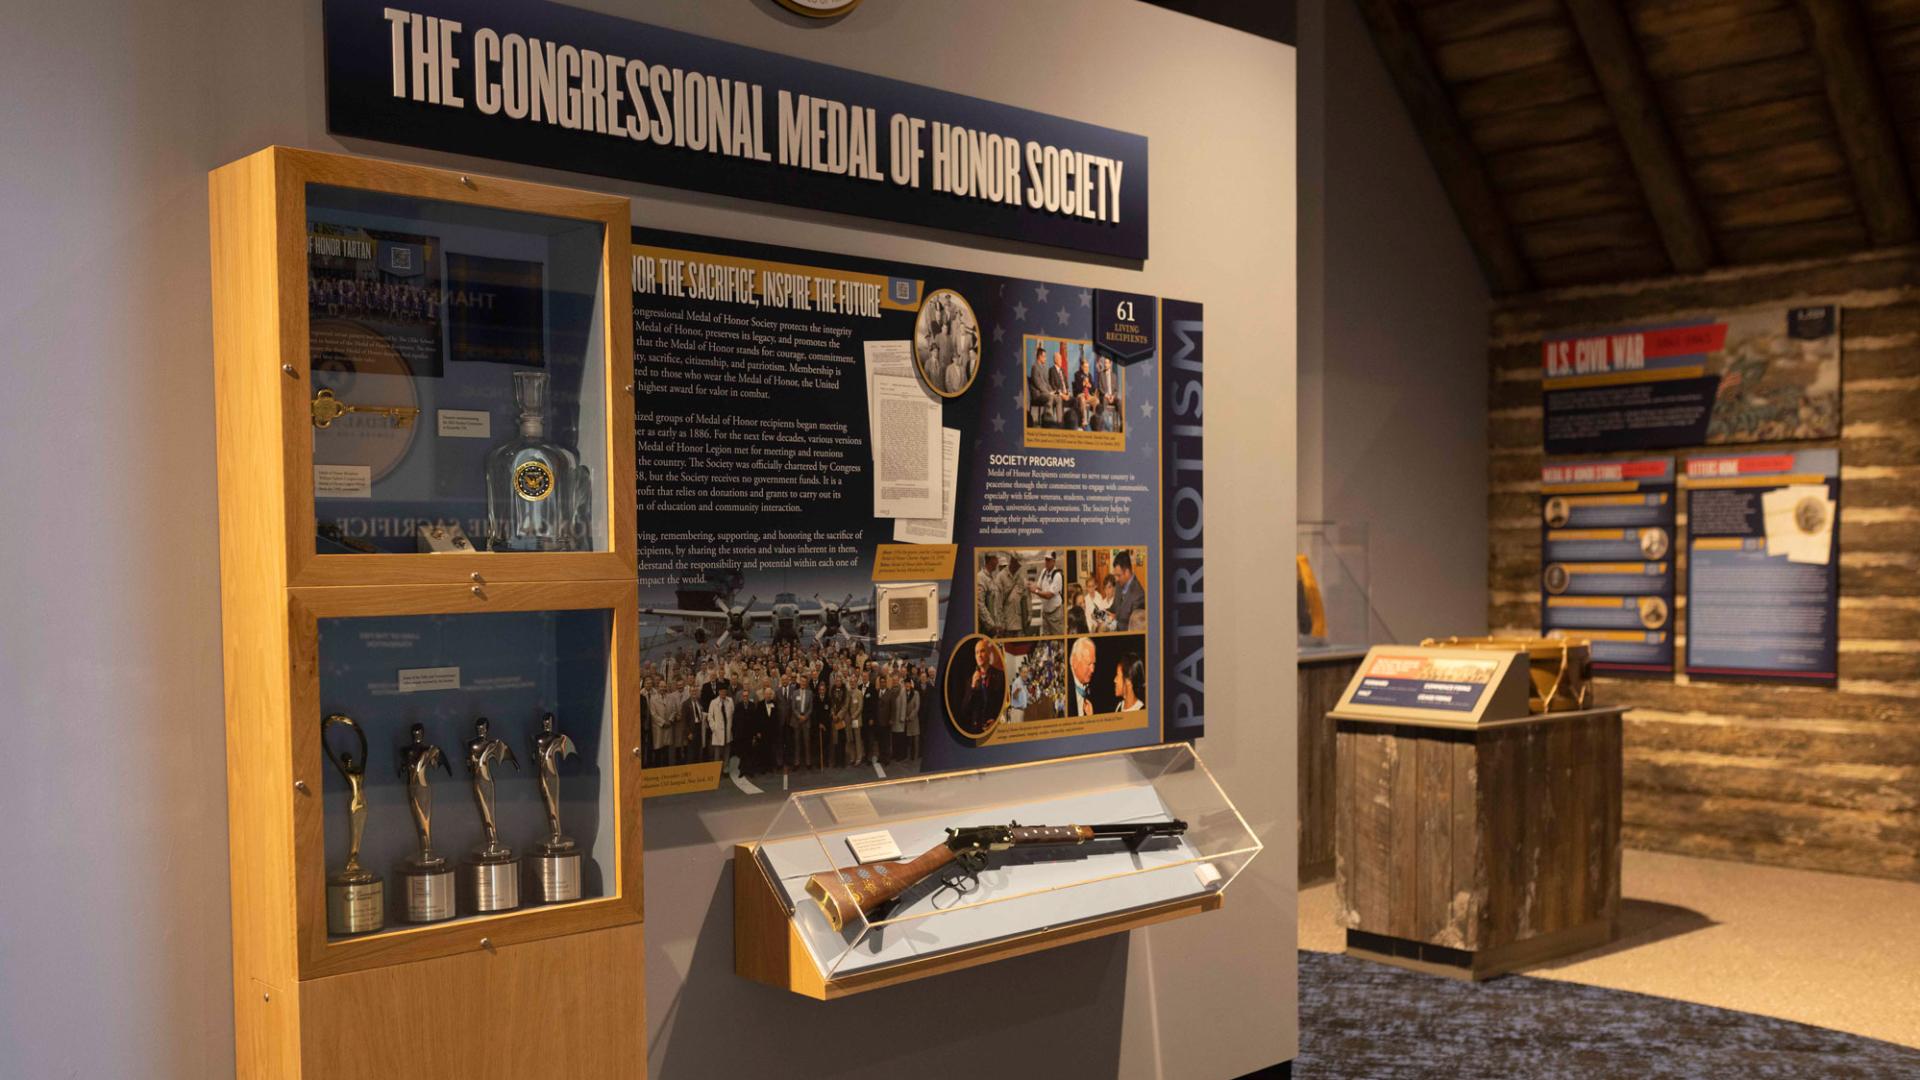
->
[1298, 0, 1491, 643]
[0, 2, 1296, 1078]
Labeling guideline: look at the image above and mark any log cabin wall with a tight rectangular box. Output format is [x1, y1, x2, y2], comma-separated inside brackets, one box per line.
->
[1350, 0, 1920, 881]
[1486, 250, 1920, 882]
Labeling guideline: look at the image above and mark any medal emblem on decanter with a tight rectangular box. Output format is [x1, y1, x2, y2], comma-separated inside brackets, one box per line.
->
[485, 370, 590, 551]
[513, 460, 555, 502]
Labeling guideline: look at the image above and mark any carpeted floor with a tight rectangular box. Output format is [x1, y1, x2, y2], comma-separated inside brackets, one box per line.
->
[1300, 850, 1920, 1047]
[1296, 949, 1920, 1078]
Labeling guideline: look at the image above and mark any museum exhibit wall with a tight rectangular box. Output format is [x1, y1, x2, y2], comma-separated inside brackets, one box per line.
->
[1298, 0, 1492, 643]
[0, 2, 1297, 1078]
[1487, 254, 1920, 883]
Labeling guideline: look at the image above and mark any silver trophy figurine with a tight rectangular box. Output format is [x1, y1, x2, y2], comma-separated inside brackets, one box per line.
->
[530, 713, 581, 903]
[397, 724, 456, 923]
[322, 714, 384, 935]
[463, 717, 522, 913]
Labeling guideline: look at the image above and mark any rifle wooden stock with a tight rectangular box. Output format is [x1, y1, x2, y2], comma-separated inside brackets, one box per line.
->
[806, 844, 957, 931]
[803, 825, 1098, 931]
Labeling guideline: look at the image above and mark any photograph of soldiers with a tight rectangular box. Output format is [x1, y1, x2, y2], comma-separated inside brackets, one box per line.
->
[914, 288, 981, 395]
[975, 548, 1056, 639]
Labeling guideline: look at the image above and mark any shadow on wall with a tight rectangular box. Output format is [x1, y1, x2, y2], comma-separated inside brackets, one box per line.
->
[652, 860, 1132, 1079]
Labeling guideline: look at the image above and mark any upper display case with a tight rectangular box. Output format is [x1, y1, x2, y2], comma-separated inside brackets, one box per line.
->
[734, 743, 1260, 999]
[1298, 520, 1377, 656]
[214, 146, 634, 586]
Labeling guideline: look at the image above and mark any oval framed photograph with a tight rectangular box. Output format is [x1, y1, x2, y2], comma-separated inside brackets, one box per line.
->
[914, 288, 982, 398]
[1543, 563, 1571, 595]
[776, 0, 863, 17]
[1639, 526, 1670, 561]
[1638, 595, 1670, 630]
[943, 633, 1009, 742]
[1543, 496, 1571, 528]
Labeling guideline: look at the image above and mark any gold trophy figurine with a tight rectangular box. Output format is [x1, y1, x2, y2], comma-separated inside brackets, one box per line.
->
[322, 714, 385, 935]
[530, 713, 581, 904]
[463, 717, 522, 914]
[396, 724, 456, 924]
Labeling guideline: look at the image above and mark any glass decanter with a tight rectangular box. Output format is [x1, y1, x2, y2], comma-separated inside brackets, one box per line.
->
[485, 371, 590, 551]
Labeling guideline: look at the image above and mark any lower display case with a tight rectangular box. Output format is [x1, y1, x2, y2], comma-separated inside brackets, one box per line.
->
[733, 743, 1260, 999]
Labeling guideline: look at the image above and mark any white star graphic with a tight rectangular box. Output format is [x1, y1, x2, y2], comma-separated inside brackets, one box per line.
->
[1140, 400, 1154, 419]
[992, 323, 1004, 343]
[1035, 283, 1050, 302]
[990, 413, 1007, 432]
[1079, 289, 1092, 307]
[1056, 306, 1071, 326]
[1012, 301, 1029, 321]
[990, 369, 1006, 388]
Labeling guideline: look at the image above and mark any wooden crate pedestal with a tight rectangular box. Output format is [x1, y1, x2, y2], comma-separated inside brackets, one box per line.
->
[1333, 707, 1624, 980]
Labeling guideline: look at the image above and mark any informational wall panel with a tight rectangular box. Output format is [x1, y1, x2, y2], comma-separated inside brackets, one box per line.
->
[1683, 450, 1840, 685]
[627, 228, 1196, 797]
[1539, 458, 1675, 675]
[1540, 305, 1840, 455]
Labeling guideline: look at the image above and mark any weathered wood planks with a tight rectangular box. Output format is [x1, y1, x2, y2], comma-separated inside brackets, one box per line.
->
[1299, 656, 1362, 884]
[1334, 711, 1624, 978]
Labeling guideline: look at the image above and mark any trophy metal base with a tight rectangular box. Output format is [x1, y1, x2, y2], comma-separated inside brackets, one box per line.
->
[401, 861, 457, 924]
[466, 855, 520, 913]
[533, 847, 582, 904]
[327, 874, 385, 935]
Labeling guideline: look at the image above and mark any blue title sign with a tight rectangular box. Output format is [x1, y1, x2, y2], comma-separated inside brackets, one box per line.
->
[322, 0, 1150, 259]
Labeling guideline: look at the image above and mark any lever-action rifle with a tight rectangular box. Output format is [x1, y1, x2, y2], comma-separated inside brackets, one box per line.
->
[804, 819, 1188, 931]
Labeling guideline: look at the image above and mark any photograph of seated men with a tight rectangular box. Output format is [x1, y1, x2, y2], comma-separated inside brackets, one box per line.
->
[1024, 336, 1125, 435]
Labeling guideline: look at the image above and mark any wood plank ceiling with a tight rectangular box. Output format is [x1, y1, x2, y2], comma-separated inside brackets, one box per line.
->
[1356, 0, 1920, 292]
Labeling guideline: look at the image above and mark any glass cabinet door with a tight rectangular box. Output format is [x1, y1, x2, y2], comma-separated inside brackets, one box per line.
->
[315, 607, 617, 938]
[306, 185, 610, 555]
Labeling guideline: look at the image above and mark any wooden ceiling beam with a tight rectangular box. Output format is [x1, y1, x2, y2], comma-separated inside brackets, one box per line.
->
[1797, 0, 1919, 245]
[1563, 0, 1717, 274]
[1353, 0, 1533, 294]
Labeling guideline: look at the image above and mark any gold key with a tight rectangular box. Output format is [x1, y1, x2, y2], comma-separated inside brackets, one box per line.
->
[311, 388, 420, 429]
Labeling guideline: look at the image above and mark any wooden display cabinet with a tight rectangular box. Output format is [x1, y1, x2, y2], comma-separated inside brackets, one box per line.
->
[211, 147, 644, 1079]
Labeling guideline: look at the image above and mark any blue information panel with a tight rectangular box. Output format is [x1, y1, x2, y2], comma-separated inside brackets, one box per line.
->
[1683, 450, 1840, 685]
[1540, 458, 1676, 675]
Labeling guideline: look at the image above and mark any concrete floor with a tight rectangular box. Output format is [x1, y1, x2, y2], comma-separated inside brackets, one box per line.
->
[1299, 848, 1920, 1050]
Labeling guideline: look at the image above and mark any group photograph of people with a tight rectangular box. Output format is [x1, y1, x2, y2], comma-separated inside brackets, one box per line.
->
[1023, 334, 1126, 441]
[914, 287, 981, 396]
[961, 545, 1151, 736]
[636, 632, 937, 784]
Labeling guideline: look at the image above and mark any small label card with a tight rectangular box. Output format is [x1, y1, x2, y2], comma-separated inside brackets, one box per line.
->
[845, 830, 902, 864]
[314, 464, 371, 499]
[822, 790, 880, 825]
[437, 409, 492, 439]
[396, 666, 461, 693]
